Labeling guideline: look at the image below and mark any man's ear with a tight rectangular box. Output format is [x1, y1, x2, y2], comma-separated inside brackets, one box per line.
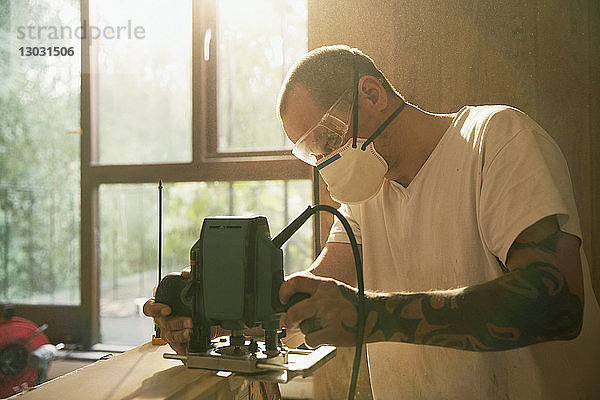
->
[358, 75, 388, 111]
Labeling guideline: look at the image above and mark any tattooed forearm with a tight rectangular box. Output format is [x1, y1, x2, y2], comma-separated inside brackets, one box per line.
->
[336, 219, 583, 351]
[340, 262, 583, 351]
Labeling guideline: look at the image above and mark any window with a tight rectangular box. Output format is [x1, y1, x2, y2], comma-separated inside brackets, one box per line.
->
[91, 0, 192, 165]
[2, 0, 310, 348]
[0, 0, 81, 307]
[216, 0, 307, 152]
[98, 181, 312, 345]
[82, 0, 311, 347]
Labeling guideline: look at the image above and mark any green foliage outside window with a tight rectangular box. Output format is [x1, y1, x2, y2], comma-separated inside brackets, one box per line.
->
[0, 0, 81, 304]
[99, 181, 312, 345]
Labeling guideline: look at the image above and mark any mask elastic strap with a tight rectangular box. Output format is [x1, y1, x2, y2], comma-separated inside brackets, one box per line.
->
[352, 52, 359, 149]
[360, 101, 406, 150]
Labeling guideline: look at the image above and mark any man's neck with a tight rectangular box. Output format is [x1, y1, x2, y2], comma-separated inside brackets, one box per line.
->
[383, 104, 455, 187]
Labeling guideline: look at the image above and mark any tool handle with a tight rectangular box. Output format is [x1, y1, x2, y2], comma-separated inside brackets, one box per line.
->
[154, 274, 193, 317]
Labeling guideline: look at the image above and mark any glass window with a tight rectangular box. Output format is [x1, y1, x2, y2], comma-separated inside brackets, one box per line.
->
[98, 180, 312, 345]
[0, 0, 81, 305]
[91, 0, 192, 165]
[86, 0, 310, 347]
[216, 0, 307, 152]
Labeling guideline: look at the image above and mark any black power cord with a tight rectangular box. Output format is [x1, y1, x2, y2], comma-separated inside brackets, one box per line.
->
[272, 204, 364, 400]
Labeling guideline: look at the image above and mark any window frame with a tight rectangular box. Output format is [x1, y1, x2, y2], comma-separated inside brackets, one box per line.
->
[78, 0, 311, 347]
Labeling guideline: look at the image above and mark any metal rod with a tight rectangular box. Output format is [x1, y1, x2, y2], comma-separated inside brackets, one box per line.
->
[155, 180, 163, 339]
[21, 323, 48, 346]
[256, 362, 287, 371]
[287, 348, 313, 355]
[163, 353, 187, 361]
[158, 180, 163, 283]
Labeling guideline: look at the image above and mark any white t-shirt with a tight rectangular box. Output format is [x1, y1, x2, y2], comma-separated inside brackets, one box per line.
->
[328, 105, 600, 399]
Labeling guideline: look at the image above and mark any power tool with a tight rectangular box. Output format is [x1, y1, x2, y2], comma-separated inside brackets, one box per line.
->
[154, 210, 336, 383]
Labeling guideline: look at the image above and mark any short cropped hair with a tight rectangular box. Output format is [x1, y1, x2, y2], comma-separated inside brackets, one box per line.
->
[277, 45, 402, 120]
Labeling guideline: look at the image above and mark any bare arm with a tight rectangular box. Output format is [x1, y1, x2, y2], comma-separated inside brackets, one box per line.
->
[304, 242, 361, 287]
[281, 215, 584, 350]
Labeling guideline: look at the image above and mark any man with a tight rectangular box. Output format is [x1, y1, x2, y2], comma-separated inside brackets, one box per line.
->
[145, 45, 600, 398]
[276, 45, 600, 399]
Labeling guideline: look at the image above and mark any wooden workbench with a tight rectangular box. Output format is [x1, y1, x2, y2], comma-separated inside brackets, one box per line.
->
[12, 342, 278, 400]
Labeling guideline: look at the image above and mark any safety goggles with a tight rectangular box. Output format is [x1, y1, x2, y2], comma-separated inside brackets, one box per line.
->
[291, 89, 354, 166]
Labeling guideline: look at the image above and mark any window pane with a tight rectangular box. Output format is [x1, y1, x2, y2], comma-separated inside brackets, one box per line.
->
[98, 180, 312, 345]
[217, 0, 307, 152]
[0, 0, 81, 305]
[91, 0, 192, 165]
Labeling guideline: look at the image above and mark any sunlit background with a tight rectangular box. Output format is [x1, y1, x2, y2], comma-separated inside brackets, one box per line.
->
[0, 0, 81, 305]
[0, 0, 309, 346]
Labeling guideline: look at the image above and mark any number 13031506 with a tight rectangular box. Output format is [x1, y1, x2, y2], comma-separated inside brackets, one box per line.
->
[19, 46, 75, 56]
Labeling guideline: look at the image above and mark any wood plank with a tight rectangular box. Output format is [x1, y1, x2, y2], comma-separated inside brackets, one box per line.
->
[15, 343, 256, 400]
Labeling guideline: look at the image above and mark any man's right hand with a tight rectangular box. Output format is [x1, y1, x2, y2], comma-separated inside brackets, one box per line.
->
[143, 298, 192, 355]
[143, 267, 233, 354]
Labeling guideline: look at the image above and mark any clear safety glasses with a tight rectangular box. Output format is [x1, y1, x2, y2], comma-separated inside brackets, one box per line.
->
[291, 90, 354, 166]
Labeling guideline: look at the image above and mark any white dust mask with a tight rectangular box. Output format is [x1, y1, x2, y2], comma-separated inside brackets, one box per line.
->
[317, 138, 388, 204]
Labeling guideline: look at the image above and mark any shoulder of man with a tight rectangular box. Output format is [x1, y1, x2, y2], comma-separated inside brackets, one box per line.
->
[466, 105, 552, 164]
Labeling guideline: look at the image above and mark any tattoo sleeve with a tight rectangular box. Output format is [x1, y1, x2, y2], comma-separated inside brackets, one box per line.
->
[340, 229, 584, 351]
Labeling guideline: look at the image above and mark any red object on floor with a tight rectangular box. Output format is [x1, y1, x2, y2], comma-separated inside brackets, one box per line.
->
[0, 316, 50, 398]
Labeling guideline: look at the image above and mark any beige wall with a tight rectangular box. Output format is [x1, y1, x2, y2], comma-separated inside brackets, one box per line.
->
[309, 0, 600, 302]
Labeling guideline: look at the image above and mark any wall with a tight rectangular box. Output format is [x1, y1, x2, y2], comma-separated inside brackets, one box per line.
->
[307, 2, 599, 397]
[309, 0, 600, 302]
